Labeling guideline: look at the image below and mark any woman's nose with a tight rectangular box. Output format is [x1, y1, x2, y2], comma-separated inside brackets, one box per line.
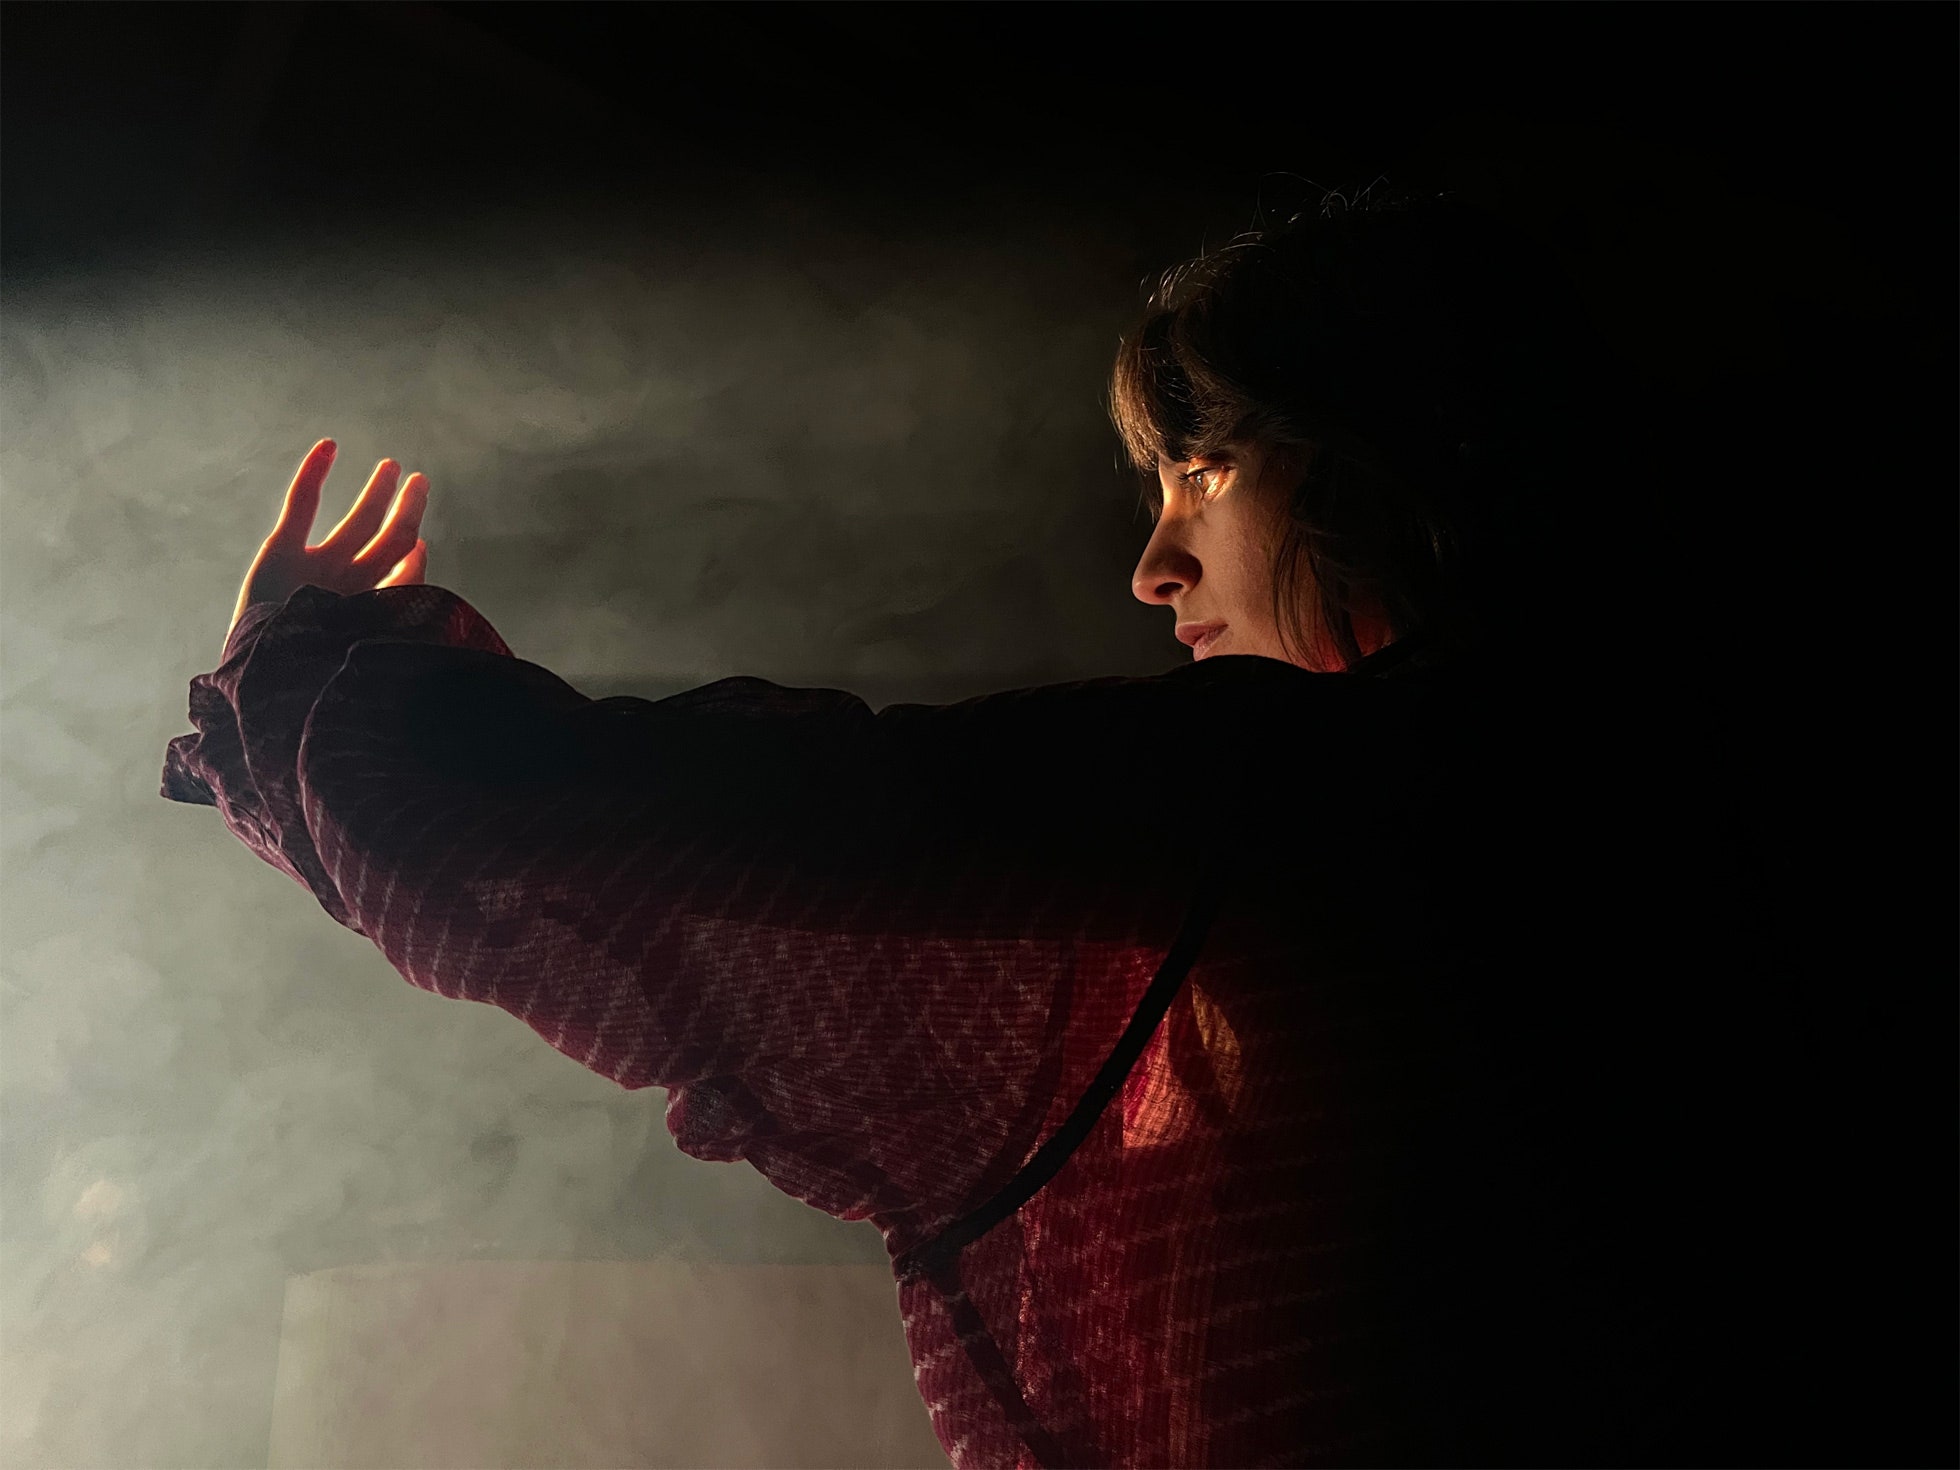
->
[1132, 525, 1200, 606]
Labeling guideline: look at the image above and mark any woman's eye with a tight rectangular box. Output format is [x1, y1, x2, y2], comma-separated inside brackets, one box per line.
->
[1182, 465, 1225, 498]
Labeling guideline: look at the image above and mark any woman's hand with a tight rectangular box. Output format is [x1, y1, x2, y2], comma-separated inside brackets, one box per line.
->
[228, 439, 432, 645]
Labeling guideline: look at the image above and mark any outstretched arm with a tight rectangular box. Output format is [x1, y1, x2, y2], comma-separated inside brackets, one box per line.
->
[162, 442, 1341, 1236]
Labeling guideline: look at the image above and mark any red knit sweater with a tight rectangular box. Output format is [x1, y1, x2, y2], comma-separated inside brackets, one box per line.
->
[162, 584, 1689, 1467]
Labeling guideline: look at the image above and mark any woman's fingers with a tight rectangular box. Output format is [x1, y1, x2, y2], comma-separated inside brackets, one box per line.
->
[375, 539, 428, 588]
[268, 439, 336, 550]
[351, 471, 430, 576]
[321, 457, 402, 560]
[265, 444, 431, 591]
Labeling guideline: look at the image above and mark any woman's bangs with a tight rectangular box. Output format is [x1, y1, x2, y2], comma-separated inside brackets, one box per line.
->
[1109, 312, 1202, 485]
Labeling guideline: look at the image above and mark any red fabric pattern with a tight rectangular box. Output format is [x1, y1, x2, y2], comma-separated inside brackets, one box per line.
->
[164, 584, 1678, 1467]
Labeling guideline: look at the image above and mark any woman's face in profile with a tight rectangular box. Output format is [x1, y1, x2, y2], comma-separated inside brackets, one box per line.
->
[1132, 442, 1297, 666]
[1133, 442, 1393, 671]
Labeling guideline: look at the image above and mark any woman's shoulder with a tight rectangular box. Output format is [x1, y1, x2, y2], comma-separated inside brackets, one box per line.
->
[1164, 636, 1470, 715]
[850, 640, 1475, 811]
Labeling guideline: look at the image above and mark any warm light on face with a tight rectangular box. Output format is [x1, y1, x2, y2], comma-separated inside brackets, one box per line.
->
[1133, 442, 1394, 672]
[1133, 443, 1299, 666]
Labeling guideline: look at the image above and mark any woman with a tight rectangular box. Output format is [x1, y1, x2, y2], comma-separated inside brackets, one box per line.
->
[163, 189, 1709, 1466]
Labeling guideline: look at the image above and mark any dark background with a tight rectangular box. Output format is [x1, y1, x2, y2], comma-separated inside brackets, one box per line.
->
[4, 4, 1950, 283]
[5, 3, 1954, 1465]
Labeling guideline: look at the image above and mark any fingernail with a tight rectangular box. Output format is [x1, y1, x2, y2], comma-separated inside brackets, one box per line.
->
[318, 438, 337, 457]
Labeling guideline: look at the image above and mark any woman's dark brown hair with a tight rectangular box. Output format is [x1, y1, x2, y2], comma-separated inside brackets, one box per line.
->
[1110, 183, 1611, 670]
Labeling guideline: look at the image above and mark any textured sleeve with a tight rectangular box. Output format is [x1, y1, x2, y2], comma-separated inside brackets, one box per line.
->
[161, 583, 1269, 1229]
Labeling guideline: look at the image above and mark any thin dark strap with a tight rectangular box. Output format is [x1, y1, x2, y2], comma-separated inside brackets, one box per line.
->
[896, 866, 1224, 1466]
[924, 1259, 1079, 1469]
[895, 864, 1223, 1285]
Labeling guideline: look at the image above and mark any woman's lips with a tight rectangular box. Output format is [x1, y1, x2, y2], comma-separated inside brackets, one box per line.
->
[1176, 621, 1228, 659]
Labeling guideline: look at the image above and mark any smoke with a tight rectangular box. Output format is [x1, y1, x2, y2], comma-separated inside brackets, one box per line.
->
[0, 190, 1176, 1467]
